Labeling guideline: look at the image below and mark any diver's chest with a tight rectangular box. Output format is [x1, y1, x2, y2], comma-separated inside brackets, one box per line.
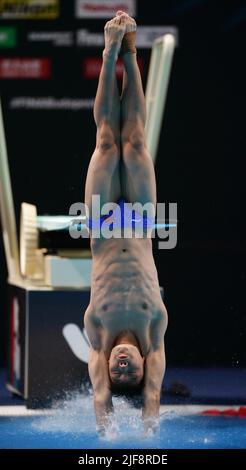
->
[101, 304, 151, 331]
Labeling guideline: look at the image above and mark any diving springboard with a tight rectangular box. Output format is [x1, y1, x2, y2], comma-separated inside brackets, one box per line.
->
[145, 32, 177, 162]
[0, 98, 21, 283]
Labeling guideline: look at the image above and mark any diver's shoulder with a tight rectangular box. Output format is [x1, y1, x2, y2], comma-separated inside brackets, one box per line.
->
[153, 302, 168, 324]
[84, 303, 99, 325]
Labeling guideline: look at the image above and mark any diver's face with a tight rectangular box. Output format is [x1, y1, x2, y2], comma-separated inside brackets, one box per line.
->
[108, 344, 144, 386]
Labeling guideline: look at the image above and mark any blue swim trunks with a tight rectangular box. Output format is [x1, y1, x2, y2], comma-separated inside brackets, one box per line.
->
[86, 197, 155, 231]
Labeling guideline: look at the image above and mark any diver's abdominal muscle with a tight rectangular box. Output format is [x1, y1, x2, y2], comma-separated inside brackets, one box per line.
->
[90, 237, 163, 319]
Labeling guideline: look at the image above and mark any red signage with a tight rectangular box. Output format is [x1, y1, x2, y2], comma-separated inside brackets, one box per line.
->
[83, 57, 144, 79]
[0, 58, 51, 78]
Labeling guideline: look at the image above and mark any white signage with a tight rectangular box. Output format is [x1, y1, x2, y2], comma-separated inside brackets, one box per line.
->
[63, 324, 90, 364]
[10, 97, 94, 110]
[77, 26, 178, 48]
[75, 0, 136, 19]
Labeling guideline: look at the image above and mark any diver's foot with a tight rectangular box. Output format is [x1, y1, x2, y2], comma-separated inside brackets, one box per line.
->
[103, 15, 127, 61]
[116, 10, 137, 55]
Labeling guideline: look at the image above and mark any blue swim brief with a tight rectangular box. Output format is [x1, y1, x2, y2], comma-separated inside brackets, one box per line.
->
[86, 197, 155, 231]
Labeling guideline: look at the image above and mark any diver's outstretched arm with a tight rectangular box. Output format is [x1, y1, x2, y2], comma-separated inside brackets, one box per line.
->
[88, 348, 113, 434]
[142, 308, 168, 434]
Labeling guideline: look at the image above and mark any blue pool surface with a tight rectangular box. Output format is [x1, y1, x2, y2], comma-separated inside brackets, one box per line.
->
[0, 394, 245, 449]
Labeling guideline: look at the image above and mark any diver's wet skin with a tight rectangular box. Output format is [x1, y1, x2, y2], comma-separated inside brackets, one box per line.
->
[116, 10, 137, 31]
[103, 15, 127, 60]
[84, 12, 168, 436]
[116, 10, 137, 55]
[103, 11, 137, 60]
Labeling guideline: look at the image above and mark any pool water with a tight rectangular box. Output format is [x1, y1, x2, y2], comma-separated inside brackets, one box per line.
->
[0, 394, 245, 449]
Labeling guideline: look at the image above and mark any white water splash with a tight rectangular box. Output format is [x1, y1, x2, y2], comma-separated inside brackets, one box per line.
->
[31, 390, 160, 446]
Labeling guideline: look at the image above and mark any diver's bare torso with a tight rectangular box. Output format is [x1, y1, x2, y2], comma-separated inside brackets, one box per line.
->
[83, 11, 168, 432]
[85, 236, 166, 357]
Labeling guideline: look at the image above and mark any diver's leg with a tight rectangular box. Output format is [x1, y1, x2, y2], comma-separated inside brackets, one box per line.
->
[85, 15, 127, 214]
[119, 14, 156, 214]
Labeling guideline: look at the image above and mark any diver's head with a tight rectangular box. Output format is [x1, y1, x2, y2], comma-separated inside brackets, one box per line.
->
[108, 343, 145, 388]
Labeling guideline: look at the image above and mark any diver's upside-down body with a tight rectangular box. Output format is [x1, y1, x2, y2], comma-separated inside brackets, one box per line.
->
[84, 10, 168, 435]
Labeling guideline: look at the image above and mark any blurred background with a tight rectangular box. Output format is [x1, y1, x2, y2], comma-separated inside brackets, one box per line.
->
[0, 0, 245, 370]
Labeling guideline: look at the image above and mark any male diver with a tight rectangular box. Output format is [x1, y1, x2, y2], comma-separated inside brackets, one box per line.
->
[84, 11, 168, 434]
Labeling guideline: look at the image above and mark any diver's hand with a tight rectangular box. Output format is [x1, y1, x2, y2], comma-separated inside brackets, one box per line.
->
[142, 390, 160, 436]
[142, 416, 160, 437]
[94, 391, 114, 435]
[96, 412, 114, 438]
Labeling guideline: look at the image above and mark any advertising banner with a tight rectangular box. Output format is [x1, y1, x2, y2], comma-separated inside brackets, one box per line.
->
[83, 56, 144, 79]
[0, 58, 51, 78]
[77, 26, 177, 48]
[75, 0, 136, 19]
[0, 27, 17, 47]
[0, 0, 59, 19]
[27, 30, 73, 46]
